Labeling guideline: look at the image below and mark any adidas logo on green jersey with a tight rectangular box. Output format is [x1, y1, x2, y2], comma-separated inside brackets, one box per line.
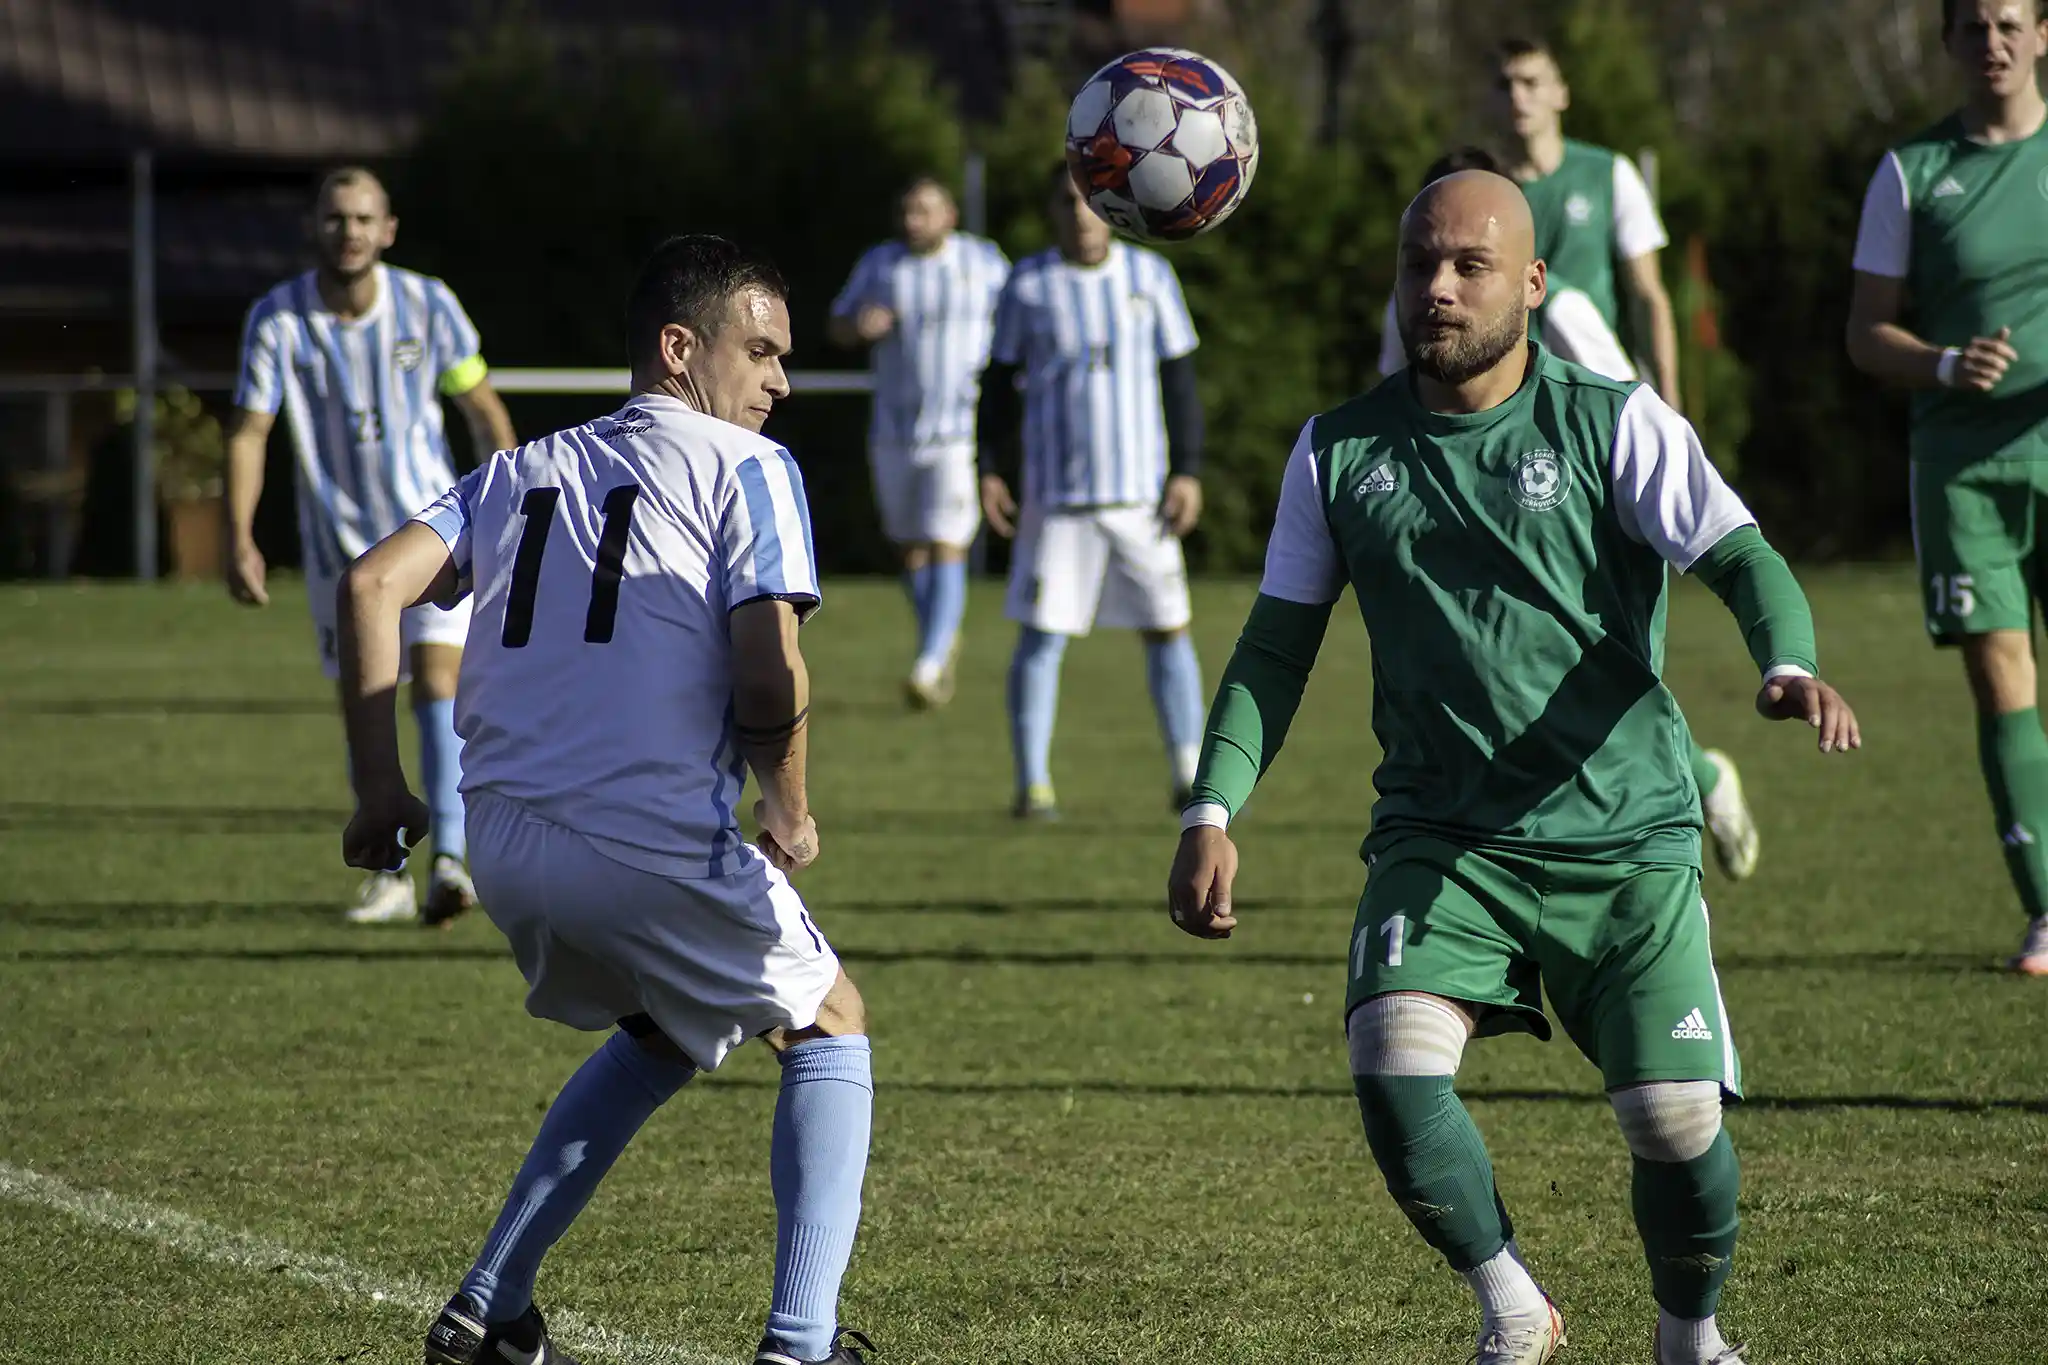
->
[1353, 463, 1398, 498]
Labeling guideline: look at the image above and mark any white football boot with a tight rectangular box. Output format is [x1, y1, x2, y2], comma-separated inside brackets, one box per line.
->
[423, 855, 478, 929]
[2010, 915, 2048, 976]
[1655, 1324, 1748, 1363]
[344, 869, 417, 924]
[1700, 749, 1760, 881]
[1472, 1298, 1566, 1365]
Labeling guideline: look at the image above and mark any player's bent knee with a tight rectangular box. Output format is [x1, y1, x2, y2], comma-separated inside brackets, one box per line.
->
[1961, 631, 2036, 714]
[1346, 991, 1472, 1078]
[1139, 626, 1186, 646]
[1610, 1080, 1723, 1162]
[764, 970, 867, 1052]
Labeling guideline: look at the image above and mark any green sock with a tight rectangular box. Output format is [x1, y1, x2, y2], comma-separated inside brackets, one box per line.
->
[1690, 736, 1722, 799]
[1632, 1128, 1741, 1318]
[1354, 1074, 1510, 1272]
[1976, 709, 2048, 918]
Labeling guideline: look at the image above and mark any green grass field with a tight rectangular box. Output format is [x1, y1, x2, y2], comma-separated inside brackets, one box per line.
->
[1, 572, 2044, 1365]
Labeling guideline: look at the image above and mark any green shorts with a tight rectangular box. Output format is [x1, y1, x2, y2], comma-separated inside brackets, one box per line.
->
[1910, 458, 2048, 642]
[1345, 836, 1742, 1097]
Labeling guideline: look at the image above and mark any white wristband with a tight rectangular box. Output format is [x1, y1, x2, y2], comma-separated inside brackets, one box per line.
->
[1936, 347, 1962, 388]
[1763, 663, 1814, 682]
[1180, 801, 1230, 832]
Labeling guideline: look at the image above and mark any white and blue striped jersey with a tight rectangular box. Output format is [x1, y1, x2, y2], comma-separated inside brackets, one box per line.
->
[235, 264, 489, 577]
[830, 232, 1010, 453]
[990, 242, 1198, 509]
[412, 394, 819, 880]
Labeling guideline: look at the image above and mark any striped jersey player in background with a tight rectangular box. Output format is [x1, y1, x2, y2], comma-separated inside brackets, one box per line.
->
[337, 235, 875, 1365]
[225, 166, 517, 925]
[1847, 0, 2048, 973]
[831, 178, 1009, 709]
[977, 165, 1208, 820]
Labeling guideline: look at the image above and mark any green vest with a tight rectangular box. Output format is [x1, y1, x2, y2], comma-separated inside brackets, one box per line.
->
[1520, 139, 1621, 330]
[1310, 345, 1699, 864]
[1893, 114, 2048, 464]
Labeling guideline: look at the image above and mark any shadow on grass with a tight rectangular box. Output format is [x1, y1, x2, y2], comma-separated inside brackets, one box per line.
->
[0, 697, 332, 717]
[698, 1075, 2048, 1115]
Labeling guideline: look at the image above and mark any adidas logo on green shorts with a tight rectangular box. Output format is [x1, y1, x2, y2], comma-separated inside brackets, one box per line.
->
[1670, 1007, 1715, 1041]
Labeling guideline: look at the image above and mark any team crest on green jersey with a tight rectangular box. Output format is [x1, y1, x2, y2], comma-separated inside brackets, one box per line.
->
[393, 339, 424, 372]
[1511, 450, 1570, 511]
[1565, 193, 1593, 225]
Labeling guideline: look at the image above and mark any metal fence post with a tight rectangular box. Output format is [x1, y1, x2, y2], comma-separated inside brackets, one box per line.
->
[132, 149, 158, 581]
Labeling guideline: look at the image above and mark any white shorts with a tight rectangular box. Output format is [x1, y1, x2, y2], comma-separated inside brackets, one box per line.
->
[465, 789, 841, 1072]
[870, 442, 980, 548]
[1004, 502, 1191, 636]
[304, 564, 471, 680]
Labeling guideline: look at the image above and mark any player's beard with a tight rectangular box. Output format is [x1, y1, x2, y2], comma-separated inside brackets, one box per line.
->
[1406, 300, 1527, 386]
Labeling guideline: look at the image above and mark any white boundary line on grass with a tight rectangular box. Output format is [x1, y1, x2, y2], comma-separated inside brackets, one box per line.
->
[0, 1160, 724, 1365]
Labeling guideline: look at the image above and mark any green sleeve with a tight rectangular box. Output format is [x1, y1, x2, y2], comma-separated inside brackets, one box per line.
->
[1687, 525, 1819, 676]
[1187, 594, 1336, 818]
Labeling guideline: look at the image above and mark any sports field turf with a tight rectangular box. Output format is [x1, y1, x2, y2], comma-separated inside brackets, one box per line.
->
[1, 572, 2043, 1365]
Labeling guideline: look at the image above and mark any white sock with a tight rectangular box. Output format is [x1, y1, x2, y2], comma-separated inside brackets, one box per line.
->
[1461, 1246, 1548, 1329]
[1170, 743, 1200, 790]
[1658, 1308, 1728, 1364]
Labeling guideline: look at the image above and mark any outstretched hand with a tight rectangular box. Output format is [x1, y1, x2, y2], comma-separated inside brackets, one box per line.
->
[1756, 675, 1861, 754]
[1167, 824, 1240, 939]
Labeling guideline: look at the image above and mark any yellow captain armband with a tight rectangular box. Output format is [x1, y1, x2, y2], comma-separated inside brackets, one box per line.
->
[438, 355, 488, 397]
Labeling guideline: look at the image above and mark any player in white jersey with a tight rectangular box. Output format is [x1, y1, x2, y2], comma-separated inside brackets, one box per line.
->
[225, 167, 517, 926]
[336, 236, 875, 1365]
[977, 165, 1208, 820]
[830, 178, 1009, 708]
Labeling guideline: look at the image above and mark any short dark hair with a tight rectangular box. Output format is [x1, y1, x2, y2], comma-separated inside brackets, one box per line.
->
[1421, 146, 1503, 191]
[1495, 35, 1556, 66]
[625, 234, 787, 363]
[902, 174, 954, 202]
[1944, 0, 2042, 35]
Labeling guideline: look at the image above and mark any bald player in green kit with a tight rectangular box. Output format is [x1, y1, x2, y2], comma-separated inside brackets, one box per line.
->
[1849, 0, 2048, 975]
[1169, 172, 1861, 1365]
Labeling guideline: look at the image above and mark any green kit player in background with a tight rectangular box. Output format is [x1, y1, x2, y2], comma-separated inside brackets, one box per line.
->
[1167, 173, 1860, 1365]
[1847, 0, 2048, 975]
[1492, 34, 1765, 883]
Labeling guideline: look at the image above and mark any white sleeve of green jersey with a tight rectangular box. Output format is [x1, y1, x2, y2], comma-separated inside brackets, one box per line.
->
[1258, 419, 1347, 605]
[1611, 155, 1669, 261]
[1542, 288, 1636, 381]
[1608, 387, 1756, 571]
[1850, 152, 1910, 279]
[1376, 296, 1404, 377]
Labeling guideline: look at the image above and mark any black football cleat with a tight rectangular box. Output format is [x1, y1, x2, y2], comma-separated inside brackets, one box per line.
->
[425, 1295, 581, 1365]
[754, 1328, 877, 1365]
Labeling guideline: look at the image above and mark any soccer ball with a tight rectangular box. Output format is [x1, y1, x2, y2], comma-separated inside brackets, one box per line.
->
[1064, 48, 1259, 243]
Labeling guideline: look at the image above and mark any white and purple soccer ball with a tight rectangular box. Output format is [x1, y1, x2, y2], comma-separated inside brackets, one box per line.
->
[1064, 48, 1259, 243]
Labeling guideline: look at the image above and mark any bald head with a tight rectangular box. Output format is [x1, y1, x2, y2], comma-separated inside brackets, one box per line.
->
[1401, 171, 1535, 267]
[1394, 171, 1545, 391]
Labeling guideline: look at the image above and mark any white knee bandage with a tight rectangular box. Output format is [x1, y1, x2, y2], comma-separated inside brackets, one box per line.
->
[1610, 1080, 1723, 1161]
[1346, 993, 1471, 1076]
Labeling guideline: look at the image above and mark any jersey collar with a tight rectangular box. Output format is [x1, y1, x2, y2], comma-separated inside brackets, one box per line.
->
[1402, 339, 1550, 436]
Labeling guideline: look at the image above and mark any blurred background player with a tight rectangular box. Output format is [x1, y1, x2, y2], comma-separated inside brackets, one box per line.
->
[830, 177, 1010, 709]
[225, 166, 516, 925]
[1847, 0, 2048, 974]
[1491, 36, 1682, 406]
[1170, 170, 1859, 1365]
[1380, 147, 1762, 882]
[977, 165, 1207, 820]
[337, 235, 875, 1365]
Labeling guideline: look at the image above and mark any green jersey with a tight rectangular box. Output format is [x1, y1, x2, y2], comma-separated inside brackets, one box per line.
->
[1858, 116, 2048, 464]
[1250, 347, 1784, 864]
[1518, 139, 1668, 333]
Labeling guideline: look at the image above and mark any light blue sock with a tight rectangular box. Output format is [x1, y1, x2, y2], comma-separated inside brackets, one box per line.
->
[764, 1036, 874, 1362]
[1006, 628, 1068, 792]
[915, 558, 968, 673]
[1144, 632, 1205, 787]
[905, 562, 937, 651]
[460, 1031, 695, 1323]
[414, 696, 466, 863]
